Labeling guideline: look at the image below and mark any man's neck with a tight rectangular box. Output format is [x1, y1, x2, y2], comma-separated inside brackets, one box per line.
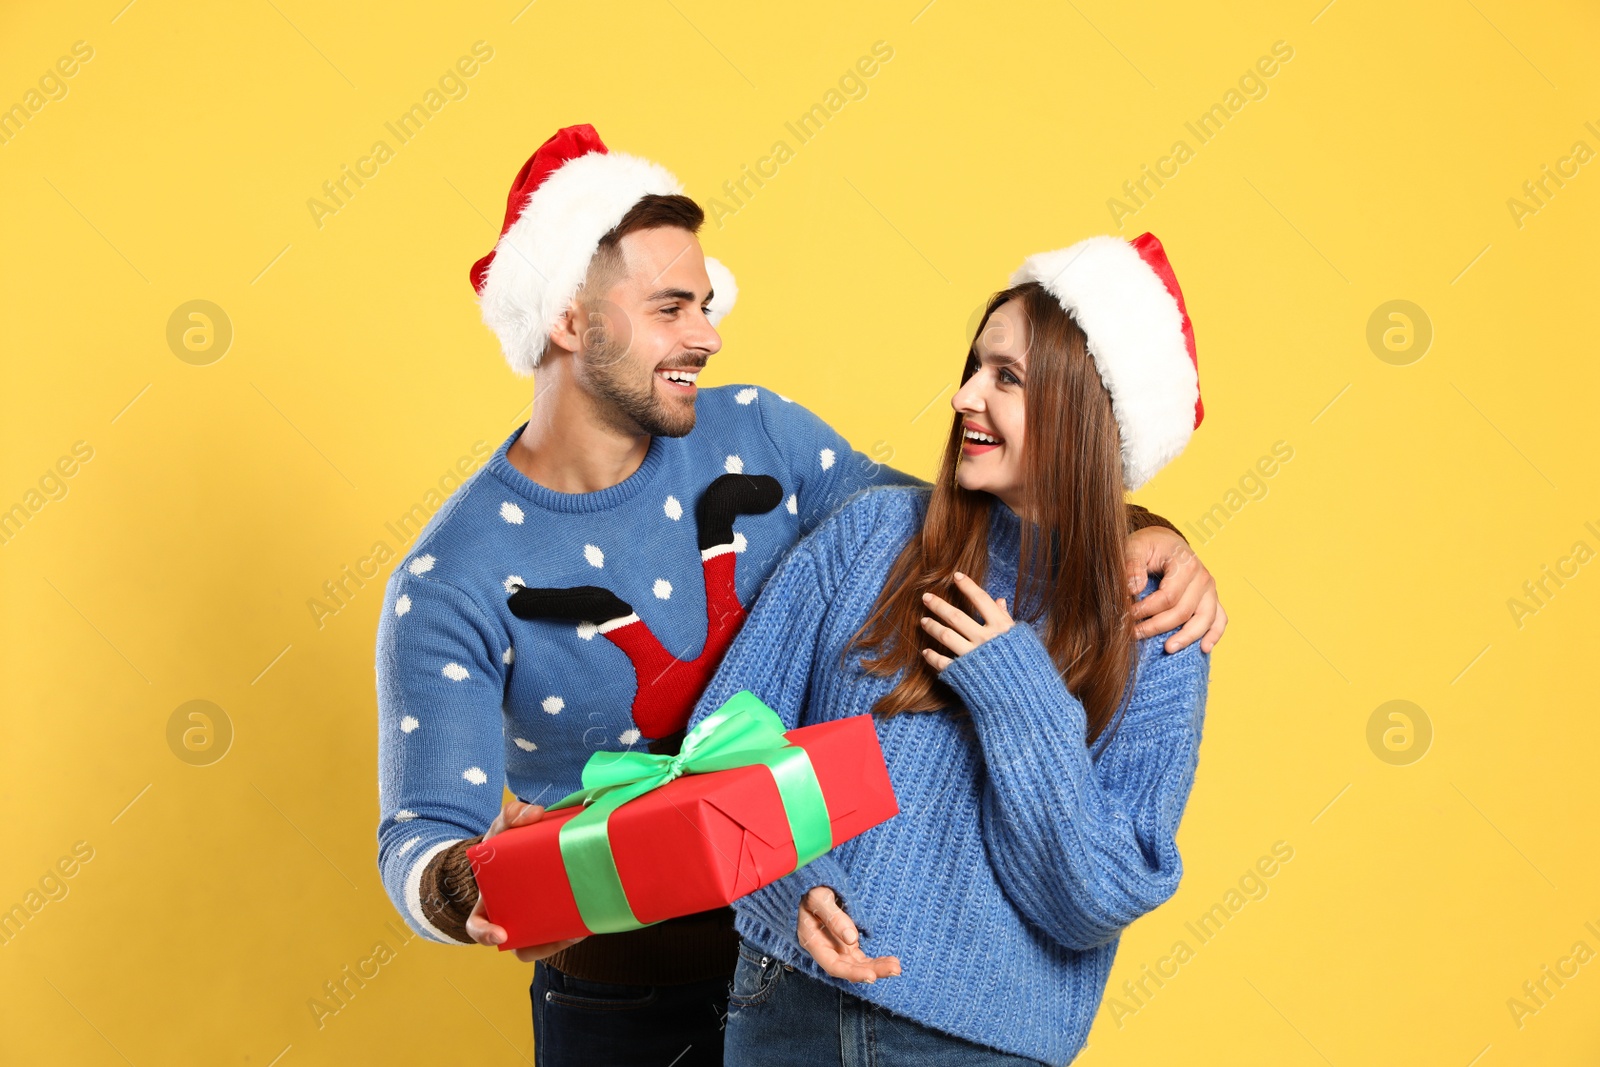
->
[507, 374, 652, 495]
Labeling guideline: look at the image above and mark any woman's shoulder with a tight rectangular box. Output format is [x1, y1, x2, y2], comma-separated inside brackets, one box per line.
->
[813, 483, 929, 542]
[795, 484, 928, 585]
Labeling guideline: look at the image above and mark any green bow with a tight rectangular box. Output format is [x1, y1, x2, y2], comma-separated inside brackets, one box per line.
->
[546, 690, 834, 934]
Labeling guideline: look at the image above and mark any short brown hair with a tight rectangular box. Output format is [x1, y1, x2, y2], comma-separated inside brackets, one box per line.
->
[579, 194, 705, 301]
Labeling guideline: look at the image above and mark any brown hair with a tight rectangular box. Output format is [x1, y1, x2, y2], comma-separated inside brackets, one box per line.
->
[581, 194, 705, 299]
[846, 282, 1137, 747]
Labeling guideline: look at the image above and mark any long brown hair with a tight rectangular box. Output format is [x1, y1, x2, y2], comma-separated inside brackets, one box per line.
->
[847, 282, 1136, 747]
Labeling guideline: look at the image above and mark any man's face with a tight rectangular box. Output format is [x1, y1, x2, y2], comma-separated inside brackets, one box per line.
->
[572, 226, 722, 438]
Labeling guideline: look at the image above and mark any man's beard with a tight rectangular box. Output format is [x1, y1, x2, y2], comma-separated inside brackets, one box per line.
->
[580, 347, 698, 439]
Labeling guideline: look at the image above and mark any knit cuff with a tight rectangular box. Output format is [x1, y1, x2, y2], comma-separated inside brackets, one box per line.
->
[415, 835, 484, 945]
[736, 852, 866, 948]
[939, 623, 1088, 743]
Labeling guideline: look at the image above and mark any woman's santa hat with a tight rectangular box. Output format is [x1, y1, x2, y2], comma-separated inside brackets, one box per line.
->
[1010, 232, 1203, 492]
[471, 123, 737, 376]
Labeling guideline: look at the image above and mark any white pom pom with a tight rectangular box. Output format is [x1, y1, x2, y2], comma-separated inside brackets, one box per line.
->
[704, 257, 738, 326]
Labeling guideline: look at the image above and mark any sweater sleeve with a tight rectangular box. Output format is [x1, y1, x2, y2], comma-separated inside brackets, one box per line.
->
[751, 387, 927, 538]
[938, 614, 1209, 952]
[1128, 502, 1184, 541]
[375, 567, 509, 945]
[684, 501, 871, 938]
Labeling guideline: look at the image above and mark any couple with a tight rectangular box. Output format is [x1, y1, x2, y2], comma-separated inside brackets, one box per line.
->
[374, 124, 1222, 1067]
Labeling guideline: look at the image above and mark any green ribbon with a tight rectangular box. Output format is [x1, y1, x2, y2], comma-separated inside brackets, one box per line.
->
[546, 690, 834, 934]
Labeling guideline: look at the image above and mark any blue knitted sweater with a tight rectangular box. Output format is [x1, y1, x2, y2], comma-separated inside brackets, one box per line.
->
[684, 485, 1211, 1066]
[375, 385, 917, 943]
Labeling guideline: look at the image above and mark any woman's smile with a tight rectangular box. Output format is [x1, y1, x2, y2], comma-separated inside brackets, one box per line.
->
[960, 422, 1004, 457]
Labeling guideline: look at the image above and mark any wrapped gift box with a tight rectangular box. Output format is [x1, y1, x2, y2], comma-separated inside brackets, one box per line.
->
[467, 703, 897, 951]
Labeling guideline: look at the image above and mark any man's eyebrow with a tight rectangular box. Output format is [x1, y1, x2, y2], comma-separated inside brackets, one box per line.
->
[644, 287, 700, 302]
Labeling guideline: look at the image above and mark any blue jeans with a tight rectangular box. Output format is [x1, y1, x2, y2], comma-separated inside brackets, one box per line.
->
[530, 960, 729, 1067]
[725, 939, 1049, 1066]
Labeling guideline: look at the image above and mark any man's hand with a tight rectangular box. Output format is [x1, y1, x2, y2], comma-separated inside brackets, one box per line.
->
[797, 886, 900, 983]
[1124, 526, 1228, 654]
[465, 799, 588, 963]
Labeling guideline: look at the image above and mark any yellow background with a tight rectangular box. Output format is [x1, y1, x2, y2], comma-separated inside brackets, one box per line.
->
[3, 0, 1596, 1063]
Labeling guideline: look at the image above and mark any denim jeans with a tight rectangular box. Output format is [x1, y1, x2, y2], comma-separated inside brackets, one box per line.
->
[530, 960, 730, 1067]
[724, 939, 1049, 1066]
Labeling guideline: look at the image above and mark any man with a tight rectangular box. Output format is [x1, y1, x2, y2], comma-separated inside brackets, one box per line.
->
[375, 124, 1226, 1066]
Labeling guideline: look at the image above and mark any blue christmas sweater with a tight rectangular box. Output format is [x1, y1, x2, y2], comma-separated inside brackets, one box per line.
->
[684, 486, 1211, 1065]
[375, 385, 919, 946]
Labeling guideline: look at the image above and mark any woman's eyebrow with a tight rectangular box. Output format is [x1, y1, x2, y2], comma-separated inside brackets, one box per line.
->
[977, 347, 1024, 370]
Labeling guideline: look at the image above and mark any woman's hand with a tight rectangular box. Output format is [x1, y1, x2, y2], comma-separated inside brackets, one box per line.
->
[465, 799, 589, 963]
[920, 571, 1013, 671]
[797, 886, 900, 983]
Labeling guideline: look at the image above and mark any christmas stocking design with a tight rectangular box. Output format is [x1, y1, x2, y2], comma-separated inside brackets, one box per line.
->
[507, 473, 783, 740]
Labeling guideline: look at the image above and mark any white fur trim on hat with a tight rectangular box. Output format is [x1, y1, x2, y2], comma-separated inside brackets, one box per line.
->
[1010, 236, 1199, 491]
[477, 151, 681, 377]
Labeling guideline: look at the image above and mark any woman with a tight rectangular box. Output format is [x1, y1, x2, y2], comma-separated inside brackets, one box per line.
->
[683, 233, 1212, 1066]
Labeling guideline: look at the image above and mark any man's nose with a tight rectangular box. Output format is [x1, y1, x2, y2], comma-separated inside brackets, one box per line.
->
[687, 308, 722, 355]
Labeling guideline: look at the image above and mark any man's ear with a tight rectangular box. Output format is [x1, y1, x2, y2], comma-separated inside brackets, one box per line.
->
[547, 304, 583, 357]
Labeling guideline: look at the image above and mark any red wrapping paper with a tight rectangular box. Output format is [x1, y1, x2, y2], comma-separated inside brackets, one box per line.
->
[467, 714, 897, 951]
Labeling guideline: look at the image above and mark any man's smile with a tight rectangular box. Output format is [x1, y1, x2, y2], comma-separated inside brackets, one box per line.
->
[656, 366, 703, 395]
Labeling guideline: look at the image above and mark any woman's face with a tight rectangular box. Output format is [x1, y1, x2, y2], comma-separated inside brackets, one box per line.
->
[951, 298, 1028, 511]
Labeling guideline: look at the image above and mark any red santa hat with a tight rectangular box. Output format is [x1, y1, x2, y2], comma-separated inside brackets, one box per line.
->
[1009, 232, 1203, 491]
[471, 124, 737, 376]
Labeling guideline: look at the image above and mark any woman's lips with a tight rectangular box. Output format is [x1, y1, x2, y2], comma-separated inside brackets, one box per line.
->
[961, 424, 1003, 456]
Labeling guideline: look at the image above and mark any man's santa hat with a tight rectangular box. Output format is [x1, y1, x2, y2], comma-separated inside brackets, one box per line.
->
[471, 124, 737, 376]
[1009, 232, 1203, 492]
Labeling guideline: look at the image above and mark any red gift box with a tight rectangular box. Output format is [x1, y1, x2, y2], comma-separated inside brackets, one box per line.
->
[467, 713, 896, 951]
